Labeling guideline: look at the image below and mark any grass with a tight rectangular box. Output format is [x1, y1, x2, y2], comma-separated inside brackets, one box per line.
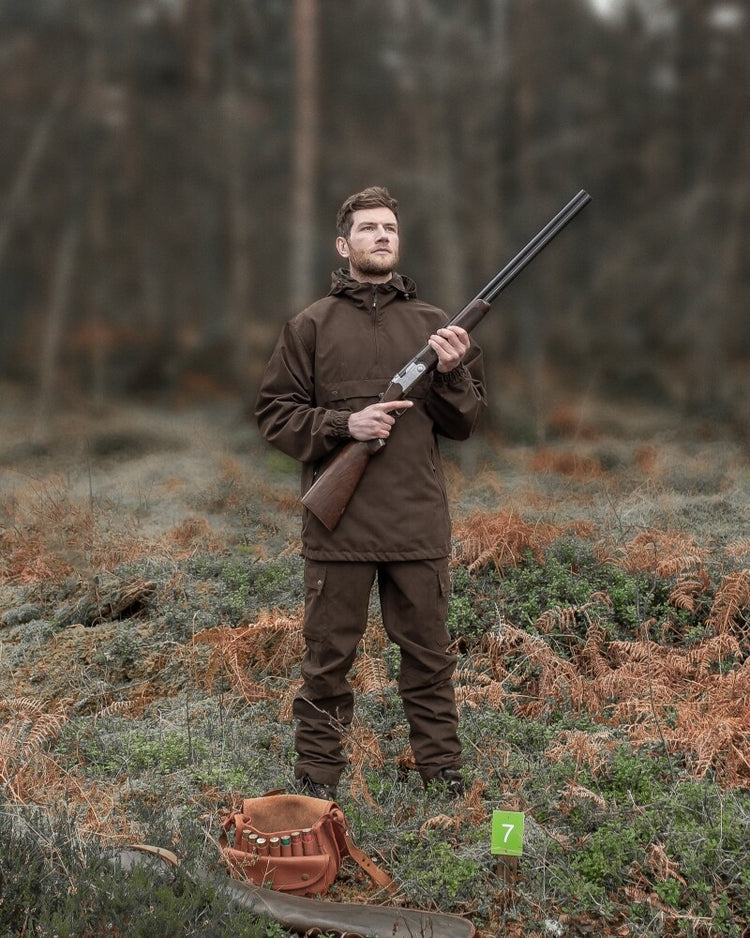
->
[0, 806, 275, 938]
[1, 402, 749, 937]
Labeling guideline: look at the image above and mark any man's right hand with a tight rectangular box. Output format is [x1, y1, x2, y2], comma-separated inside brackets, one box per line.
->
[348, 400, 413, 441]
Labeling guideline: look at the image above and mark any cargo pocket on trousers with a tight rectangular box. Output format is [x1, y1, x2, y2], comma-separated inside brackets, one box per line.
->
[438, 564, 450, 599]
[303, 562, 328, 644]
[437, 561, 451, 643]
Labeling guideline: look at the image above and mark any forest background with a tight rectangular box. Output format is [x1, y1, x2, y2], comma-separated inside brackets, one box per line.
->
[1, 0, 748, 437]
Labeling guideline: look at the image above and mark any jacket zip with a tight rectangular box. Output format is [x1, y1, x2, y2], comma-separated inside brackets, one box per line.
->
[371, 288, 380, 365]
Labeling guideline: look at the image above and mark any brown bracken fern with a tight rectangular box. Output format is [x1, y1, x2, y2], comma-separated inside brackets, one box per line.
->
[707, 569, 750, 637]
[604, 529, 707, 577]
[196, 608, 304, 703]
[0, 696, 71, 800]
[451, 509, 564, 572]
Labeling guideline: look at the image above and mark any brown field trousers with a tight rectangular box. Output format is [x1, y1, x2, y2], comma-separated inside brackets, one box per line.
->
[293, 557, 462, 787]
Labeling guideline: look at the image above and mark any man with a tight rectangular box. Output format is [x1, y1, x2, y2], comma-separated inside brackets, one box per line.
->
[255, 186, 486, 799]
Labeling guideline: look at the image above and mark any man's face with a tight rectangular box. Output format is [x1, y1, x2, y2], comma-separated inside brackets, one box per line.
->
[336, 207, 400, 283]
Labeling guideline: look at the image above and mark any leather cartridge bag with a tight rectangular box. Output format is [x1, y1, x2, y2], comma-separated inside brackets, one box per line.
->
[221, 792, 393, 897]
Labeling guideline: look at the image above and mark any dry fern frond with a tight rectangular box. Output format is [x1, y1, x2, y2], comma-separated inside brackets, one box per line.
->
[394, 745, 417, 777]
[467, 780, 489, 825]
[95, 699, 141, 719]
[456, 679, 507, 710]
[707, 569, 750, 638]
[22, 708, 72, 757]
[593, 665, 678, 715]
[681, 662, 750, 773]
[345, 721, 385, 771]
[347, 767, 378, 808]
[689, 716, 749, 783]
[196, 611, 304, 705]
[535, 605, 580, 635]
[669, 570, 711, 612]
[279, 679, 302, 722]
[351, 655, 392, 697]
[455, 665, 492, 686]
[724, 538, 750, 561]
[361, 619, 389, 656]
[197, 608, 304, 671]
[481, 621, 588, 715]
[166, 518, 223, 555]
[623, 884, 673, 913]
[546, 729, 616, 777]
[0, 695, 72, 757]
[345, 721, 385, 808]
[608, 638, 668, 666]
[613, 530, 706, 577]
[0, 695, 48, 720]
[685, 633, 742, 672]
[451, 509, 561, 572]
[454, 665, 499, 708]
[481, 631, 510, 680]
[560, 782, 608, 812]
[534, 598, 614, 682]
[0, 480, 158, 583]
[474, 598, 750, 789]
[481, 620, 542, 676]
[620, 655, 750, 787]
[419, 814, 457, 834]
[578, 618, 613, 681]
[620, 642, 702, 689]
[0, 696, 73, 801]
[232, 675, 275, 703]
[646, 843, 686, 885]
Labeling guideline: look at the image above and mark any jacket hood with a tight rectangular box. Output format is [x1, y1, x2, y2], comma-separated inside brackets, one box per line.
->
[328, 268, 418, 306]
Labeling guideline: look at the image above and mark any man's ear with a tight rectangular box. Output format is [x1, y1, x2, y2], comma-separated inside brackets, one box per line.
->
[335, 236, 349, 259]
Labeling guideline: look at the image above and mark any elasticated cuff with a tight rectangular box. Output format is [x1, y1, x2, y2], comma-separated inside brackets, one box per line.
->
[329, 410, 353, 439]
[431, 364, 471, 388]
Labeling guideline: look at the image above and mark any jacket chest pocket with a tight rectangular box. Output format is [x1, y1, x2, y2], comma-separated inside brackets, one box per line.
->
[317, 377, 429, 409]
[317, 378, 389, 409]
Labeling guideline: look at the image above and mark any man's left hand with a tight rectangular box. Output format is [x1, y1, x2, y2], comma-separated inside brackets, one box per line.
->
[429, 325, 471, 373]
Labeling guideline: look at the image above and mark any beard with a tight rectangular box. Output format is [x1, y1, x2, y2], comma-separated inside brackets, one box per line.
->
[346, 244, 399, 279]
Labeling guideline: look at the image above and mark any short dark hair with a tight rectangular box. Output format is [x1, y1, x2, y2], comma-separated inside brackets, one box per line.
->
[336, 186, 399, 238]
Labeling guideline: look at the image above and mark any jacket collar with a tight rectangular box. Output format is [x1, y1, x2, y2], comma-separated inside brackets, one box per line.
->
[328, 268, 417, 306]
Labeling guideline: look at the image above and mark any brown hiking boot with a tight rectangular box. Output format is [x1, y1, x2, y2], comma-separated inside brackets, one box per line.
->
[298, 774, 338, 800]
[426, 768, 465, 797]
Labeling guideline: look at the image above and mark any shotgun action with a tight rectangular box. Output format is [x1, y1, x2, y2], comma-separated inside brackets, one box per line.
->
[301, 189, 592, 531]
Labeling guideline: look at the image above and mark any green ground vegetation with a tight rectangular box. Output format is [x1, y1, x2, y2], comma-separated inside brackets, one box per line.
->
[1, 418, 748, 938]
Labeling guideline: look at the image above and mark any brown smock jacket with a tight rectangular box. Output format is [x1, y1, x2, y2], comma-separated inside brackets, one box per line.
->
[255, 270, 487, 561]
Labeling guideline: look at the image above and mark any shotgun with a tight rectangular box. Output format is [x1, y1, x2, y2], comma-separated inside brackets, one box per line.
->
[302, 189, 592, 531]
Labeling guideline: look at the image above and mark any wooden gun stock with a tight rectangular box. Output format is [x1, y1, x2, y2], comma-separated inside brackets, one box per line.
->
[301, 189, 592, 531]
[301, 438, 384, 532]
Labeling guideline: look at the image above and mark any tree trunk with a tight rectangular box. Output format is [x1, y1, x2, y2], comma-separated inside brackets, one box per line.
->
[34, 214, 81, 443]
[289, 0, 319, 311]
[0, 84, 70, 267]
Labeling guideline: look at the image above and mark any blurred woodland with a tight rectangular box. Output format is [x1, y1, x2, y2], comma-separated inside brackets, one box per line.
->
[1, 0, 748, 437]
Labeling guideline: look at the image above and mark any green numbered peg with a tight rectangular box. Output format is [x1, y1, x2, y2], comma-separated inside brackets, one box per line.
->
[491, 810, 524, 856]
